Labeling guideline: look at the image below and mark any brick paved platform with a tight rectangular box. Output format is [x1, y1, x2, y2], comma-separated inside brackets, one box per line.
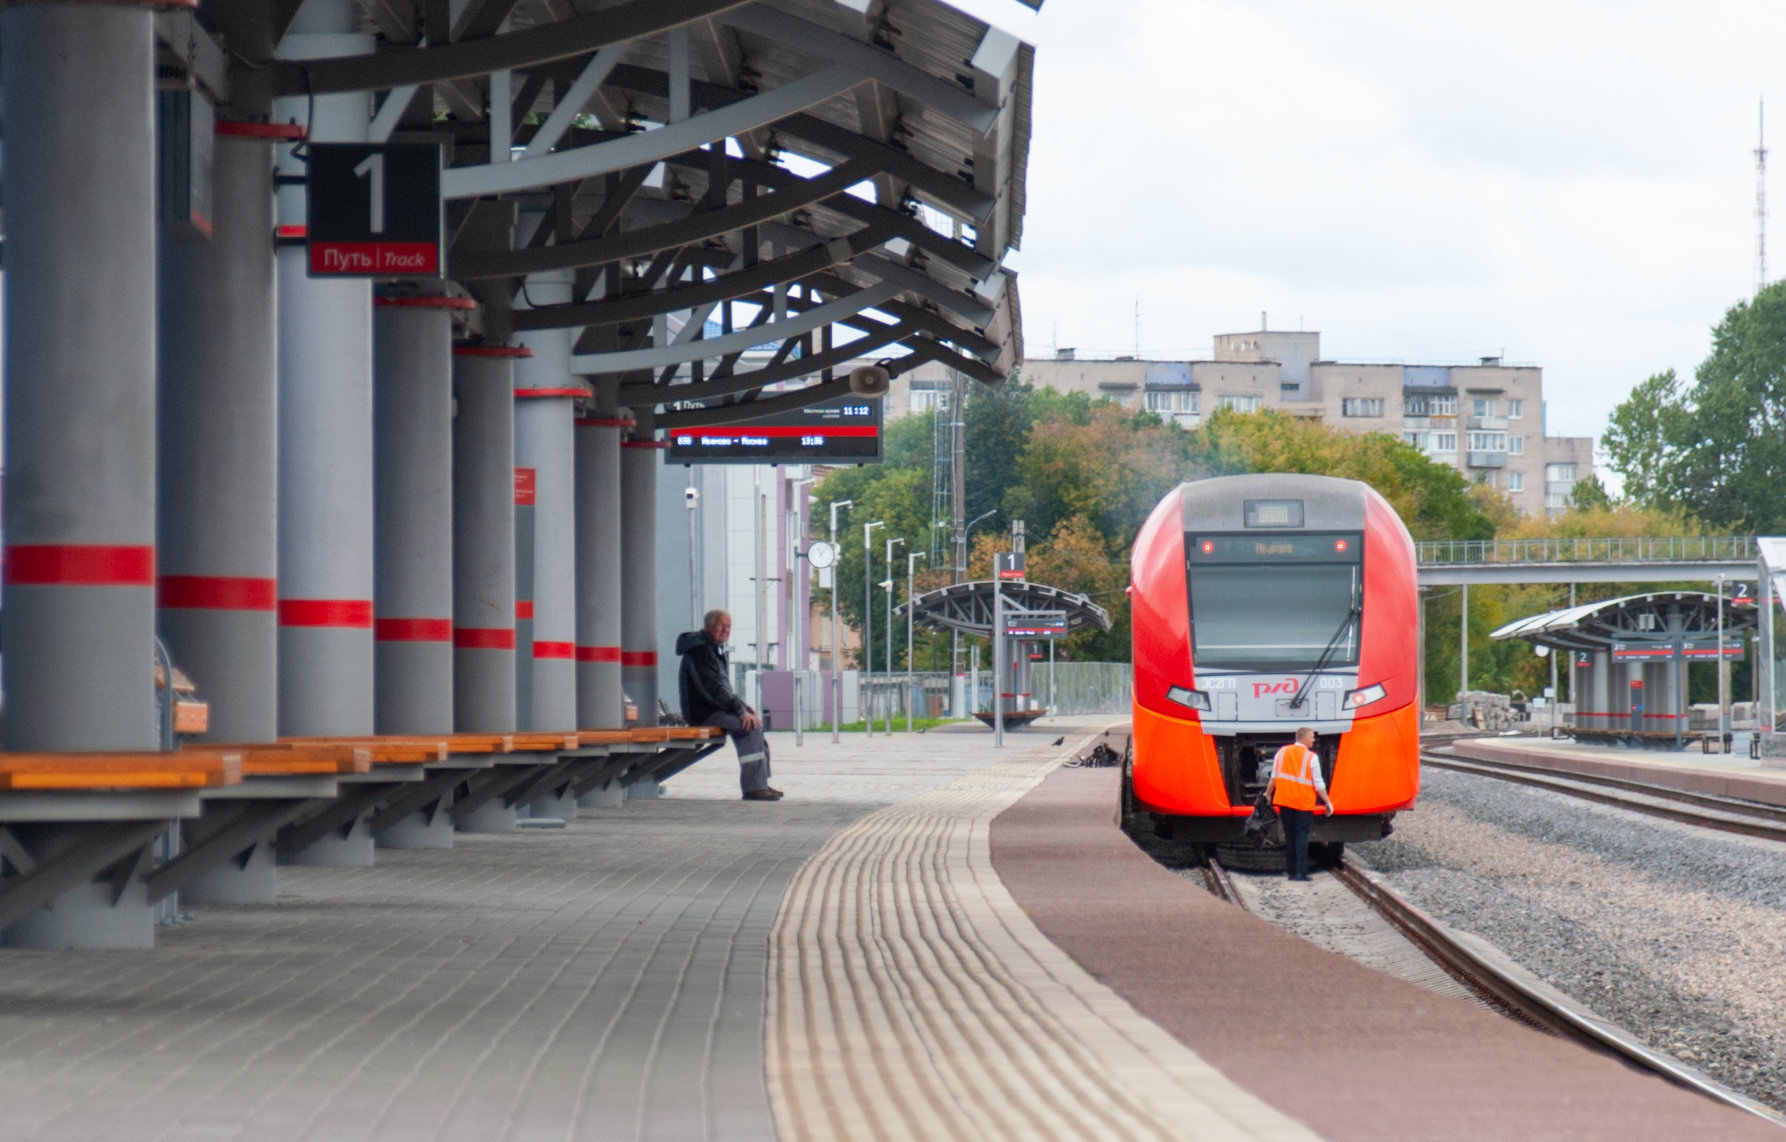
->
[0, 728, 1021, 1141]
[991, 762, 1781, 1141]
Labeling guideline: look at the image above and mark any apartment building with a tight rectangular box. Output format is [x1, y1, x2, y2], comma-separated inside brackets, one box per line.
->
[887, 328, 1594, 516]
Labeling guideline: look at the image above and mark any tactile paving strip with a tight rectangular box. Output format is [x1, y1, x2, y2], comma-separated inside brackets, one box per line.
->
[766, 735, 1320, 1142]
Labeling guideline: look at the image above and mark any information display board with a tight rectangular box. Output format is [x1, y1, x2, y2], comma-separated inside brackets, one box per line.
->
[1003, 609, 1070, 639]
[666, 395, 881, 464]
[1611, 639, 1745, 661]
[307, 143, 443, 277]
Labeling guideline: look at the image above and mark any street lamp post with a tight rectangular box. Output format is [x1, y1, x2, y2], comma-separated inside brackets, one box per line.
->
[829, 500, 852, 743]
[953, 507, 998, 717]
[885, 536, 903, 735]
[907, 550, 926, 732]
[1718, 573, 1727, 752]
[863, 520, 883, 737]
[789, 477, 815, 747]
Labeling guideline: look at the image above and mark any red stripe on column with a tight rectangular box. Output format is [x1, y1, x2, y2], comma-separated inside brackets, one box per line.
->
[375, 618, 453, 642]
[515, 387, 591, 399]
[514, 468, 536, 505]
[533, 641, 575, 660]
[376, 295, 477, 310]
[621, 651, 657, 667]
[5, 545, 155, 586]
[454, 627, 516, 650]
[216, 121, 306, 140]
[575, 418, 636, 428]
[515, 600, 535, 620]
[577, 645, 622, 663]
[278, 599, 374, 628]
[159, 574, 278, 610]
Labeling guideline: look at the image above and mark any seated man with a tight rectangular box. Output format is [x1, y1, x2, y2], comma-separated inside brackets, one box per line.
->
[676, 608, 782, 801]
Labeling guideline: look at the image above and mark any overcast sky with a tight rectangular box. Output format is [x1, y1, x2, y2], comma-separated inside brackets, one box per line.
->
[949, 0, 1786, 445]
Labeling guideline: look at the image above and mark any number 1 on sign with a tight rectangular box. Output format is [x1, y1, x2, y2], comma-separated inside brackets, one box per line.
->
[353, 153, 385, 234]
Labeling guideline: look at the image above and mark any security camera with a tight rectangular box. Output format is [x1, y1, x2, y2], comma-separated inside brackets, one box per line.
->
[684, 486, 699, 506]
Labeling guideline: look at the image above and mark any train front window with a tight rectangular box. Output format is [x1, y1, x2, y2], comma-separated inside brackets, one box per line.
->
[1186, 533, 1362, 670]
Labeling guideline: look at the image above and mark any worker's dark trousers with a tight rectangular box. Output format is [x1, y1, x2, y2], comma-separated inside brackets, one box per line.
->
[1280, 807, 1314, 878]
[703, 711, 771, 794]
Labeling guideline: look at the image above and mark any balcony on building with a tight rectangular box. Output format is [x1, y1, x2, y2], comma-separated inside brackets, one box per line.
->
[1467, 451, 1508, 468]
[1468, 415, 1509, 431]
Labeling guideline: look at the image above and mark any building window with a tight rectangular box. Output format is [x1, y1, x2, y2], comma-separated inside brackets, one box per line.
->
[1341, 398, 1384, 418]
[1546, 463, 1578, 483]
[1473, 398, 1495, 417]
[1146, 389, 1199, 414]
[1431, 433, 1457, 452]
[1546, 492, 1569, 509]
[1475, 471, 1496, 487]
[1429, 396, 1457, 415]
[1467, 432, 1507, 451]
[1509, 434, 1524, 455]
[1508, 399, 1524, 419]
[909, 388, 949, 413]
[1404, 394, 1428, 415]
[1218, 394, 1261, 413]
[1508, 472, 1524, 492]
[1404, 431, 1428, 449]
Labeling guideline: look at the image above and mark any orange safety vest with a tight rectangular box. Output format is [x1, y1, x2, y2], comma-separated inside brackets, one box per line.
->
[1270, 743, 1318, 811]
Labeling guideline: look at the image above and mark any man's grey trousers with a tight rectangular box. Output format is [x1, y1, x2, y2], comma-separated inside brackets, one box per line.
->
[703, 711, 771, 793]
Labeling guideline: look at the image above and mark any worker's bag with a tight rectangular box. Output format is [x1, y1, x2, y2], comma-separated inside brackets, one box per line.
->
[1243, 791, 1281, 847]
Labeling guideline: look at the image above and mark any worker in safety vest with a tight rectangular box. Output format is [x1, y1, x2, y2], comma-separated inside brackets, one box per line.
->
[1264, 726, 1333, 881]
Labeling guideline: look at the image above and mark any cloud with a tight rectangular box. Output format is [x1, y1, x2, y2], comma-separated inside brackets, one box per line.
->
[954, 0, 1786, 442]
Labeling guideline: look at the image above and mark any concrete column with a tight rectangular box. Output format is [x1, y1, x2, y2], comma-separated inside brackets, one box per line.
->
[1, 5, 158, 754]
[453, 347, 526, 732]
[576, 418, 630, 729]
[1590, 650, 1612, 731]
[621, 432, 665, 725]
[274, 2, 375, 738]
[158, 125, 288, 744]
[373, 297, 471, 733]
[514, 272, 580, 733]
[0, 3, 160, 948]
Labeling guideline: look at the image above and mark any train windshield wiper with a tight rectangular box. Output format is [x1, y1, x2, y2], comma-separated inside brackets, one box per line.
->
[1289, 607, 1360, 710]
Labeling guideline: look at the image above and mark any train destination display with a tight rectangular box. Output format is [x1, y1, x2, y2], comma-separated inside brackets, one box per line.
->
[667, 395, 882, 464]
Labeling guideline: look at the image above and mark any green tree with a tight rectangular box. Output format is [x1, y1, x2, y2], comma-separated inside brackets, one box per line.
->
[1604, 282, 1786, 530]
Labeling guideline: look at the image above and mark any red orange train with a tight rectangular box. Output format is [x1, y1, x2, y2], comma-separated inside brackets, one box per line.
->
[1127, 474, 1420, 849]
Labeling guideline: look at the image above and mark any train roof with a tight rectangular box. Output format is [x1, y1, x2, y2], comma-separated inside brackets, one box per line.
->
[1176, 473, 1372, 532]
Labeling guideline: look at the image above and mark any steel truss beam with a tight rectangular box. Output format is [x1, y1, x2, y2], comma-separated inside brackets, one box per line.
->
[270, 0, 747, 95]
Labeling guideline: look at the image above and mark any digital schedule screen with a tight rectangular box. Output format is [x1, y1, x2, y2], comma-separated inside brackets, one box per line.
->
[1187, 533, 1362, 564]
[666, 395, 882, 465]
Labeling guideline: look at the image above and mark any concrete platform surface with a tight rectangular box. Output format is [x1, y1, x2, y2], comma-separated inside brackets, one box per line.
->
[0, 728, 1026, 1141]
[1449, 735, 1786, 806]
[990, 762, 1781, 1141]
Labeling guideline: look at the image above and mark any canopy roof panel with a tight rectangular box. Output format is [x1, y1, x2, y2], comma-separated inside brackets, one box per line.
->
[1489, 591, 1757, 653]
[214, 0, 1035, 429]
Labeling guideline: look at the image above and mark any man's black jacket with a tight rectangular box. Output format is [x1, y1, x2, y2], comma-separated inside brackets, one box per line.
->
[676, 629, 745, 725]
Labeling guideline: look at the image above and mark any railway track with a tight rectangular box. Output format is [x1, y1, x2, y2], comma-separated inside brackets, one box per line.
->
[1421, 749, 1786, 844]
[1202, 850, 1786, 1129]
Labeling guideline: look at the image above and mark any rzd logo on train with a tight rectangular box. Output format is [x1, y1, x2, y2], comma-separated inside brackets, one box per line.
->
[1252, 679, 1297, 699]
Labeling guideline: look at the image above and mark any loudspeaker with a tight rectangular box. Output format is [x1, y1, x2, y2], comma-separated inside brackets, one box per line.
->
[848, 364, 891, 396]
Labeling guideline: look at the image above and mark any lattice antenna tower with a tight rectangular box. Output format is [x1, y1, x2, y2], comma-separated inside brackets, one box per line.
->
[1758, 100, 1769, 296]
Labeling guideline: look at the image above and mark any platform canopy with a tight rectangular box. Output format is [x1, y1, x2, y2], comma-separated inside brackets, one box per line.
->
[1489, 591, 1756, 654]
[188, 0, 1033, 429]
[899, 580, 1111, 637]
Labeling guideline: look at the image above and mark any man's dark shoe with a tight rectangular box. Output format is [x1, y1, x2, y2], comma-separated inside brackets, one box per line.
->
[764, 786, 785, 798]
[744, 789, 779, 801]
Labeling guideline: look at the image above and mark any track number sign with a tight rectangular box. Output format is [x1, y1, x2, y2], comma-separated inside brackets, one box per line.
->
[307, 143, 443, 277]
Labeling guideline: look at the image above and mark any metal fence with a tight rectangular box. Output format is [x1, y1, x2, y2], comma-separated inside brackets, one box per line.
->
[852, 662, 1134, 722]
[1416, 536, 1755, 565]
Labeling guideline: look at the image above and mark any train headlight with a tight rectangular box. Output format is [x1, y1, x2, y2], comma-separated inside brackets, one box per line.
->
[1166, 685, 1211, 712]
[1343, 683, 1387, 710]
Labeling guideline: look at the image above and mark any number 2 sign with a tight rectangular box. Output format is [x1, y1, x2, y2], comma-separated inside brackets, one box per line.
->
[306, 142, 443, 277]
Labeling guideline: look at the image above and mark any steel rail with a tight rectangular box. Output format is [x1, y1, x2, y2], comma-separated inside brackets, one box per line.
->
[1329, 857, 1786, 1130]
[1421, 750, 1786, 843]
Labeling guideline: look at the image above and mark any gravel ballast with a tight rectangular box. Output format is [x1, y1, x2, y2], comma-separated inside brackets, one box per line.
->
[1352, 764, 1786, 1111]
